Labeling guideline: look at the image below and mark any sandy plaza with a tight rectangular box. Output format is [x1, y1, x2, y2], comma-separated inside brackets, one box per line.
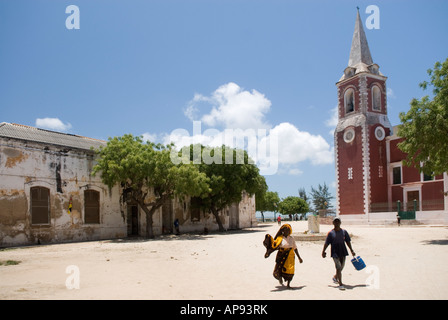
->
[1, 221, 447, 300]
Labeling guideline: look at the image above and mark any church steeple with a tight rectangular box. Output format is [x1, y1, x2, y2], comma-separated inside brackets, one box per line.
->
[348, 8, 373, 67]
[334, 9, 391, 218]
[338, 9, 383, 82]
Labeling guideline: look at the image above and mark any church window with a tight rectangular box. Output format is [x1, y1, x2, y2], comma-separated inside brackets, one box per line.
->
[344, 88, 355, 114]
[423, 172, 434, 181]
[372, 85, 381, 111]
[393, 166, 402, 185]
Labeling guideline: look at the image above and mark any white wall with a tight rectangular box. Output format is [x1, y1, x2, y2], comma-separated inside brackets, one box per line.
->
[0, 138, 126, 247]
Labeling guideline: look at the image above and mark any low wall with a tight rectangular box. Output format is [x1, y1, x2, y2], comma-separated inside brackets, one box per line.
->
[338, 211, 448, 225]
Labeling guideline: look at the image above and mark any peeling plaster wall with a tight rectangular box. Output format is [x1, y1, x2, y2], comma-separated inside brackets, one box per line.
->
[0, 138, 125, 247]
[161, 195, 227, 234]
[1, 137, 258, 246]
[237, 193, 257, 228]
[166, 192, 256, 233]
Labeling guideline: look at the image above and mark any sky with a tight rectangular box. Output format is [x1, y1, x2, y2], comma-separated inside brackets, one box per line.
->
[1, 0, 447, 212]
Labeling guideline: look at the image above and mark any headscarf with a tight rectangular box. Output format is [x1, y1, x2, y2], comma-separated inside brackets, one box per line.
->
[263, 224, 293, 258]
[274, 223, 292, 240]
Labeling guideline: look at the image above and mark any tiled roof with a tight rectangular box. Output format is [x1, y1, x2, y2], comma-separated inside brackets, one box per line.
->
[0, 122, 106, 151]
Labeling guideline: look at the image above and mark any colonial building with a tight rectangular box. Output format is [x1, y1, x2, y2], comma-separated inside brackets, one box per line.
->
[335, 10, 448, 224]
[0, 122, 256, 247]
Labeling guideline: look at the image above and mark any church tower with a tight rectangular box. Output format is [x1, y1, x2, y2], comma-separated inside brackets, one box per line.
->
[335, 9, 392, 218]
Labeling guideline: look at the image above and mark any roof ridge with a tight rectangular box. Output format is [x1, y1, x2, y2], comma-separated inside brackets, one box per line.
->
[0, 122, 106, 150]
[8, 122, 106, 142]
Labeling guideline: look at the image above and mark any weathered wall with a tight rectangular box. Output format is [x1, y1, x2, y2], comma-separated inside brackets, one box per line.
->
[237, 193, 256, 228]
[1, 137, 258, 246]
[161, 192, 256, 234]
[0, 138, 125, 247]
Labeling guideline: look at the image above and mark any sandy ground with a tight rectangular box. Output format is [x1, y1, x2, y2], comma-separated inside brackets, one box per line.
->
[1, 221, 447, 300]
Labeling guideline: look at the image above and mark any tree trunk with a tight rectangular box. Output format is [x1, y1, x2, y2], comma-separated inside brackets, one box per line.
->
[136, 197, 163, 239]
[211, 207, 225, 232]
[146, 206, 158, 239]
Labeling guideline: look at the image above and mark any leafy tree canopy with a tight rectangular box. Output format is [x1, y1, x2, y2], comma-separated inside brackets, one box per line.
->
[278, 196, 309, 216]
[256, 190, 280, 213]
[398, 57, 448, 175]
[92, 134, 209, 238]
[310, 183, 333, 212]
[183, 144, 266, 231]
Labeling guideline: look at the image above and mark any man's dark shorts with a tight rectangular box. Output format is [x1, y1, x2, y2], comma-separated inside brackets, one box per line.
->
[333, 256, 346, 271]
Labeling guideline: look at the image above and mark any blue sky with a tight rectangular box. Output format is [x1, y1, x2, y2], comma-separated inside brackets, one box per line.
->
[1, 0, 447, 209]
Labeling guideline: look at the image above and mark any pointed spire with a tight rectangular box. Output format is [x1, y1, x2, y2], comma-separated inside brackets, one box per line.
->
[348, 8, 373, 67]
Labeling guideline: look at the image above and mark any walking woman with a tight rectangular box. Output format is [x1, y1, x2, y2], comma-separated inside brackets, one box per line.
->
[263, 224, 303, 288]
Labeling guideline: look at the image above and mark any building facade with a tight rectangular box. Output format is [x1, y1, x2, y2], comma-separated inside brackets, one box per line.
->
[0, 122, 256, 247]
[335, 11, 448, 224]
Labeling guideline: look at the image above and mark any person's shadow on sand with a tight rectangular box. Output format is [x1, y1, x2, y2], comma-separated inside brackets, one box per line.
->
[328, 284, 368, 290]
[271, 285, 306, 292]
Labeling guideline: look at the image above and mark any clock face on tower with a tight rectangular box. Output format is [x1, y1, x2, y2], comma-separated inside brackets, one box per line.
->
[343, 128, 355, 143]
[375, 126, 385, 141]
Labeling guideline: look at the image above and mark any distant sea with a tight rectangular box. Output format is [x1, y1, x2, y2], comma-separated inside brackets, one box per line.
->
[256, 211, 311, 222]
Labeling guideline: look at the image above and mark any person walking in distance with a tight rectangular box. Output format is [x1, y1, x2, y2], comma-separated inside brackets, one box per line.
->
[321, 217, 355, 290]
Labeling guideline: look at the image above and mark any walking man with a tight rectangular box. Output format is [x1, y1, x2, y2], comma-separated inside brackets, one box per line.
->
[322, 217, 355, 290]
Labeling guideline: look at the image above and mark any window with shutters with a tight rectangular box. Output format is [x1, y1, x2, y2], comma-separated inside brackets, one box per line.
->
[31, 187, 50, 225]
[84, 190, 100, 224]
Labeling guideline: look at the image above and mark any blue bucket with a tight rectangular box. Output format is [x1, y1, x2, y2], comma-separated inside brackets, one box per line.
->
[351, 256, 366, 271]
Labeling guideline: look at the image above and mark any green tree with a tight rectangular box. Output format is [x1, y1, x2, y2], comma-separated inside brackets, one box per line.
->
[92, 134, 210, 238]
[256, 190, 280, 222]
[310, 183, 333, 213]
[398, 57, 448, 176]
[278, 196, 309, 218]
[185, 144, 266, 231]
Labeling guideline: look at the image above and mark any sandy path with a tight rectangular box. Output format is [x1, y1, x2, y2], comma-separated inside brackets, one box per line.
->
[1, 221, 447, 300]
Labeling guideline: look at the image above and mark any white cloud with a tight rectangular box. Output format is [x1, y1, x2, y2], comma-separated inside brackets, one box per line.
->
[184, 93, 205, 122]
[288, 168, 303, 176]
[35, 118, 72, 132]
[173, 83, 334, 175]
[387, 87, 396, 99]
[166, 128, 223, 150]
[187, 82, 272, 130]
[325, 106, 338, 135]
[269, 122, 333, 166]
[325, 106, 338, 128]
[167, 121, 333, 176]
[141, 132, 158, 143]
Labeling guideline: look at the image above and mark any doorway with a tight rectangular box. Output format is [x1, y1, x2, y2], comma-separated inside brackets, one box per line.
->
[229, 203, 239, 229]
[127, 205, 139, 236]
[162, 198, 173, 234]
[406, 190, 420, 211]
